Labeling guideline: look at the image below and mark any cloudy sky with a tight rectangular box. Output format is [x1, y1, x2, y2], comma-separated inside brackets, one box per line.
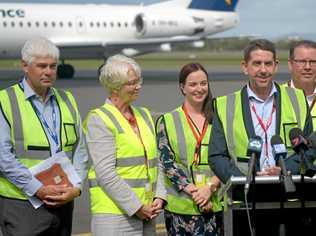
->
[1, 0, 315, 39]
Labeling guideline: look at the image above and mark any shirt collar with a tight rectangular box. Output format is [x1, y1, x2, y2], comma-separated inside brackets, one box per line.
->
[21, 77, 55, 101]
[247, 82, 277, 103]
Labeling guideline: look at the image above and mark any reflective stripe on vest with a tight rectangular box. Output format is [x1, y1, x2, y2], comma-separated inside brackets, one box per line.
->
[86, 104, 158, 215]
[0, 84, 79, 200]
[162, 107, 222, 215]
[216, 86, 307, 175]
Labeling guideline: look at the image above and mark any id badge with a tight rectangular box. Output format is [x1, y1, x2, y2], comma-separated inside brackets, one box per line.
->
[145, 182, 153, 201]
[194, 173, 206, 187]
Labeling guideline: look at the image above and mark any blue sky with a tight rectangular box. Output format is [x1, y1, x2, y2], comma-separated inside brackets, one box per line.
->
[1, 0, 315, 39]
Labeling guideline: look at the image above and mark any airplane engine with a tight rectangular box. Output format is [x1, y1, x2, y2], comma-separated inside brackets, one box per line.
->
[135, 13, 205, 38]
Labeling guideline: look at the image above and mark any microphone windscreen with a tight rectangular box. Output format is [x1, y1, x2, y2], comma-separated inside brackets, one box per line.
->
[289, 127, 304, 141]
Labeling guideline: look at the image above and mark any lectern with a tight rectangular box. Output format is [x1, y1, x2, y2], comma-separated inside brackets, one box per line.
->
[223, 175, 316, 236]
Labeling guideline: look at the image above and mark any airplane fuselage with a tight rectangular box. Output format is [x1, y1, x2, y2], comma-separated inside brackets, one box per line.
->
[0, 3, 239, 59]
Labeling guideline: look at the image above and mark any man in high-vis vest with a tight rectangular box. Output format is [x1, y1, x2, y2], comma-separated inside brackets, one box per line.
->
[286, 40, 316, 130]
[0, 37, 88, 236]
[208, 39, 314, 236]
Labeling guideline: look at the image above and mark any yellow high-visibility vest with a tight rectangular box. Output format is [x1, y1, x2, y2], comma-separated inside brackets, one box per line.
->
[0, 84, 79, 199]
[160, 106, 222, 215]
[85, 103, 158, 215]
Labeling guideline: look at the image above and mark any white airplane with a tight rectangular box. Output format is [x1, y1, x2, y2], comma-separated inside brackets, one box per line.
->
[0, 0, 239, 78]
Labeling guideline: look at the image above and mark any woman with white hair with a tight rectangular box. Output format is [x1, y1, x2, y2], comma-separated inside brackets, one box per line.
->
[84, 54, 165, 236]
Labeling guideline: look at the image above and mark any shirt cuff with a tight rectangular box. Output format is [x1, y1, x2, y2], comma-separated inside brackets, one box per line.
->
[23, 176, 43, 197]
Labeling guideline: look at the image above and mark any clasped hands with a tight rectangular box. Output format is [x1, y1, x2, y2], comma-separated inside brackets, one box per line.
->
[36, 184, 81, 207]
[135, 198, 165, 221]
[184, 183, 213, 213]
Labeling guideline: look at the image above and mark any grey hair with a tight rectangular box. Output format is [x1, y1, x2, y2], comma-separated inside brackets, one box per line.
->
[99, 54, 141, 92]
[21, 37, 60, 64]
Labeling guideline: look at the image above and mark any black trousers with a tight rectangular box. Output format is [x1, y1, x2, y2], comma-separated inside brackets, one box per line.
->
[0, 197, 74, 236]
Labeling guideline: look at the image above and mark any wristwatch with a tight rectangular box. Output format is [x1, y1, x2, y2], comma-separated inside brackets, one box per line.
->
[207, 182, 217, 193]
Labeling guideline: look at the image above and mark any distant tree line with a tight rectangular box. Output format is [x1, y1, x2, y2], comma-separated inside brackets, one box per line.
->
[174, 37, 302, 52]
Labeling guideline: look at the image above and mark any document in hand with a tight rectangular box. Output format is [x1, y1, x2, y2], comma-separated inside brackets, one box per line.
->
[35, 163, 73, 187]
[29, 151, 81, 208]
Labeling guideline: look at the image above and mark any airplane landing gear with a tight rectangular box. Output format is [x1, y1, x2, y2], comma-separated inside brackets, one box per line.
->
[57, 63, 75, 79]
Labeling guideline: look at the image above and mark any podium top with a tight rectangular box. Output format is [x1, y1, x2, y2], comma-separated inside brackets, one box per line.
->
[229, 175, 316, 185]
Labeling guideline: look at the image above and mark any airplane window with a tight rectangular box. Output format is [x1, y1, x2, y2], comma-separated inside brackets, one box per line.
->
[79, 22, 83, 27]
[59, 22, 63, 27]
[3, 22, 7, 27]
[68, 22, 72, 27]
[35, 22, 40, 27]
[125, 22, 128, 27]
[11, 22, 15, 27]
[118, 22, 121, 27]
[110, 22, 114, 27]
[90, 22, 94, 27]
[44, 21, 48, 27]
[96, 22, 100, 28]
[19, 22, 23, 27]
[52, 22, 56, 27]
[27, 22, 31, 27]
[103, 22, 107, 27]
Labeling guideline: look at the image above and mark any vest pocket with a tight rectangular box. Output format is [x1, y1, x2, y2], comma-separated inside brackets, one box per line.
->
[64, 123, 77, 146]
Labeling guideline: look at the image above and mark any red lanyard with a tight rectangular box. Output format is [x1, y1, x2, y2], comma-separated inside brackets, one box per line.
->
[250, 100, 276, 158]
[182, 105, 208, 166]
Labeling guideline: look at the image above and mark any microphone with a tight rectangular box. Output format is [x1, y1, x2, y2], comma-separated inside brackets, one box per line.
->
[289, 128, 316, 177]
[307, 131, 316, 149]
[271, 135, 296, 192]
[289, 128, 308, 153]
[244, 136, 263, 195]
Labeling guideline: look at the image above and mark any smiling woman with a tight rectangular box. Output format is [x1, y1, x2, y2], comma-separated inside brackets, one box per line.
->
[156, 62, 223, 236]
[84, 54, 166, 236]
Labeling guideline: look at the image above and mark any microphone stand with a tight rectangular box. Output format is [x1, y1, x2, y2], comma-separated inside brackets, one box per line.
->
[299, 150, 306, 229]
[278, 173, 286, 236]
[251, 161, 256, 236]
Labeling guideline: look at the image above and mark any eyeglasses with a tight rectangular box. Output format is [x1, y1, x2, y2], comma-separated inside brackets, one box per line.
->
[124, 77, 143, 86]
[293, 59, 316, 67]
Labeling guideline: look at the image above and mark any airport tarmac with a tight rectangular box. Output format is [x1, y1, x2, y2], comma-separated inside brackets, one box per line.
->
[0, 69, 290, 235]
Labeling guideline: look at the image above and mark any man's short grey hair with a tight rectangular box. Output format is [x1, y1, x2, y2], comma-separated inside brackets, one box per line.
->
[99, 54, 141, 92]
[21, 37, 60, 64]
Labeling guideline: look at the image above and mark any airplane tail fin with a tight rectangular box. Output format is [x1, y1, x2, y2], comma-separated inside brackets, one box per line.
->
[188, 0, 239, 11]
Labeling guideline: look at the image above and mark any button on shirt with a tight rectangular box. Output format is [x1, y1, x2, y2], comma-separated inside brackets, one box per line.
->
[247, 83, 277, 170]
[0, 78, 88, 197]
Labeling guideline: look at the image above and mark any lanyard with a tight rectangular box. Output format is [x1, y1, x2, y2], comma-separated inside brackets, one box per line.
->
[250, 100, 275, 160]
[33, 97, 59, 148]
[20, 81, 59, 149]
[182, 105, 208, 166]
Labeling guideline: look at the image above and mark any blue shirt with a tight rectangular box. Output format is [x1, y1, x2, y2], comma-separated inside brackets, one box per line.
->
[0, 78, 88, 197]
[247, 83, 277, 171]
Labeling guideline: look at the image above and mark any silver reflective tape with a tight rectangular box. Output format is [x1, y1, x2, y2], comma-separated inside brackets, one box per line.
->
[285, 87, 301, 128]
[137, 107, 155, 136]
[89, 178, 148, 188]
[7, 87, 24, 156]
[148, 158, 158, 168]
[99, 107, 124, 133]
[116, 156, 145, 167]
[171, 111, 188, 167]
[226, 94, 236, 160]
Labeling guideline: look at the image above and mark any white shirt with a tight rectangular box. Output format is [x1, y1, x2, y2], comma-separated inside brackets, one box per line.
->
[247, 83, 278, 170]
